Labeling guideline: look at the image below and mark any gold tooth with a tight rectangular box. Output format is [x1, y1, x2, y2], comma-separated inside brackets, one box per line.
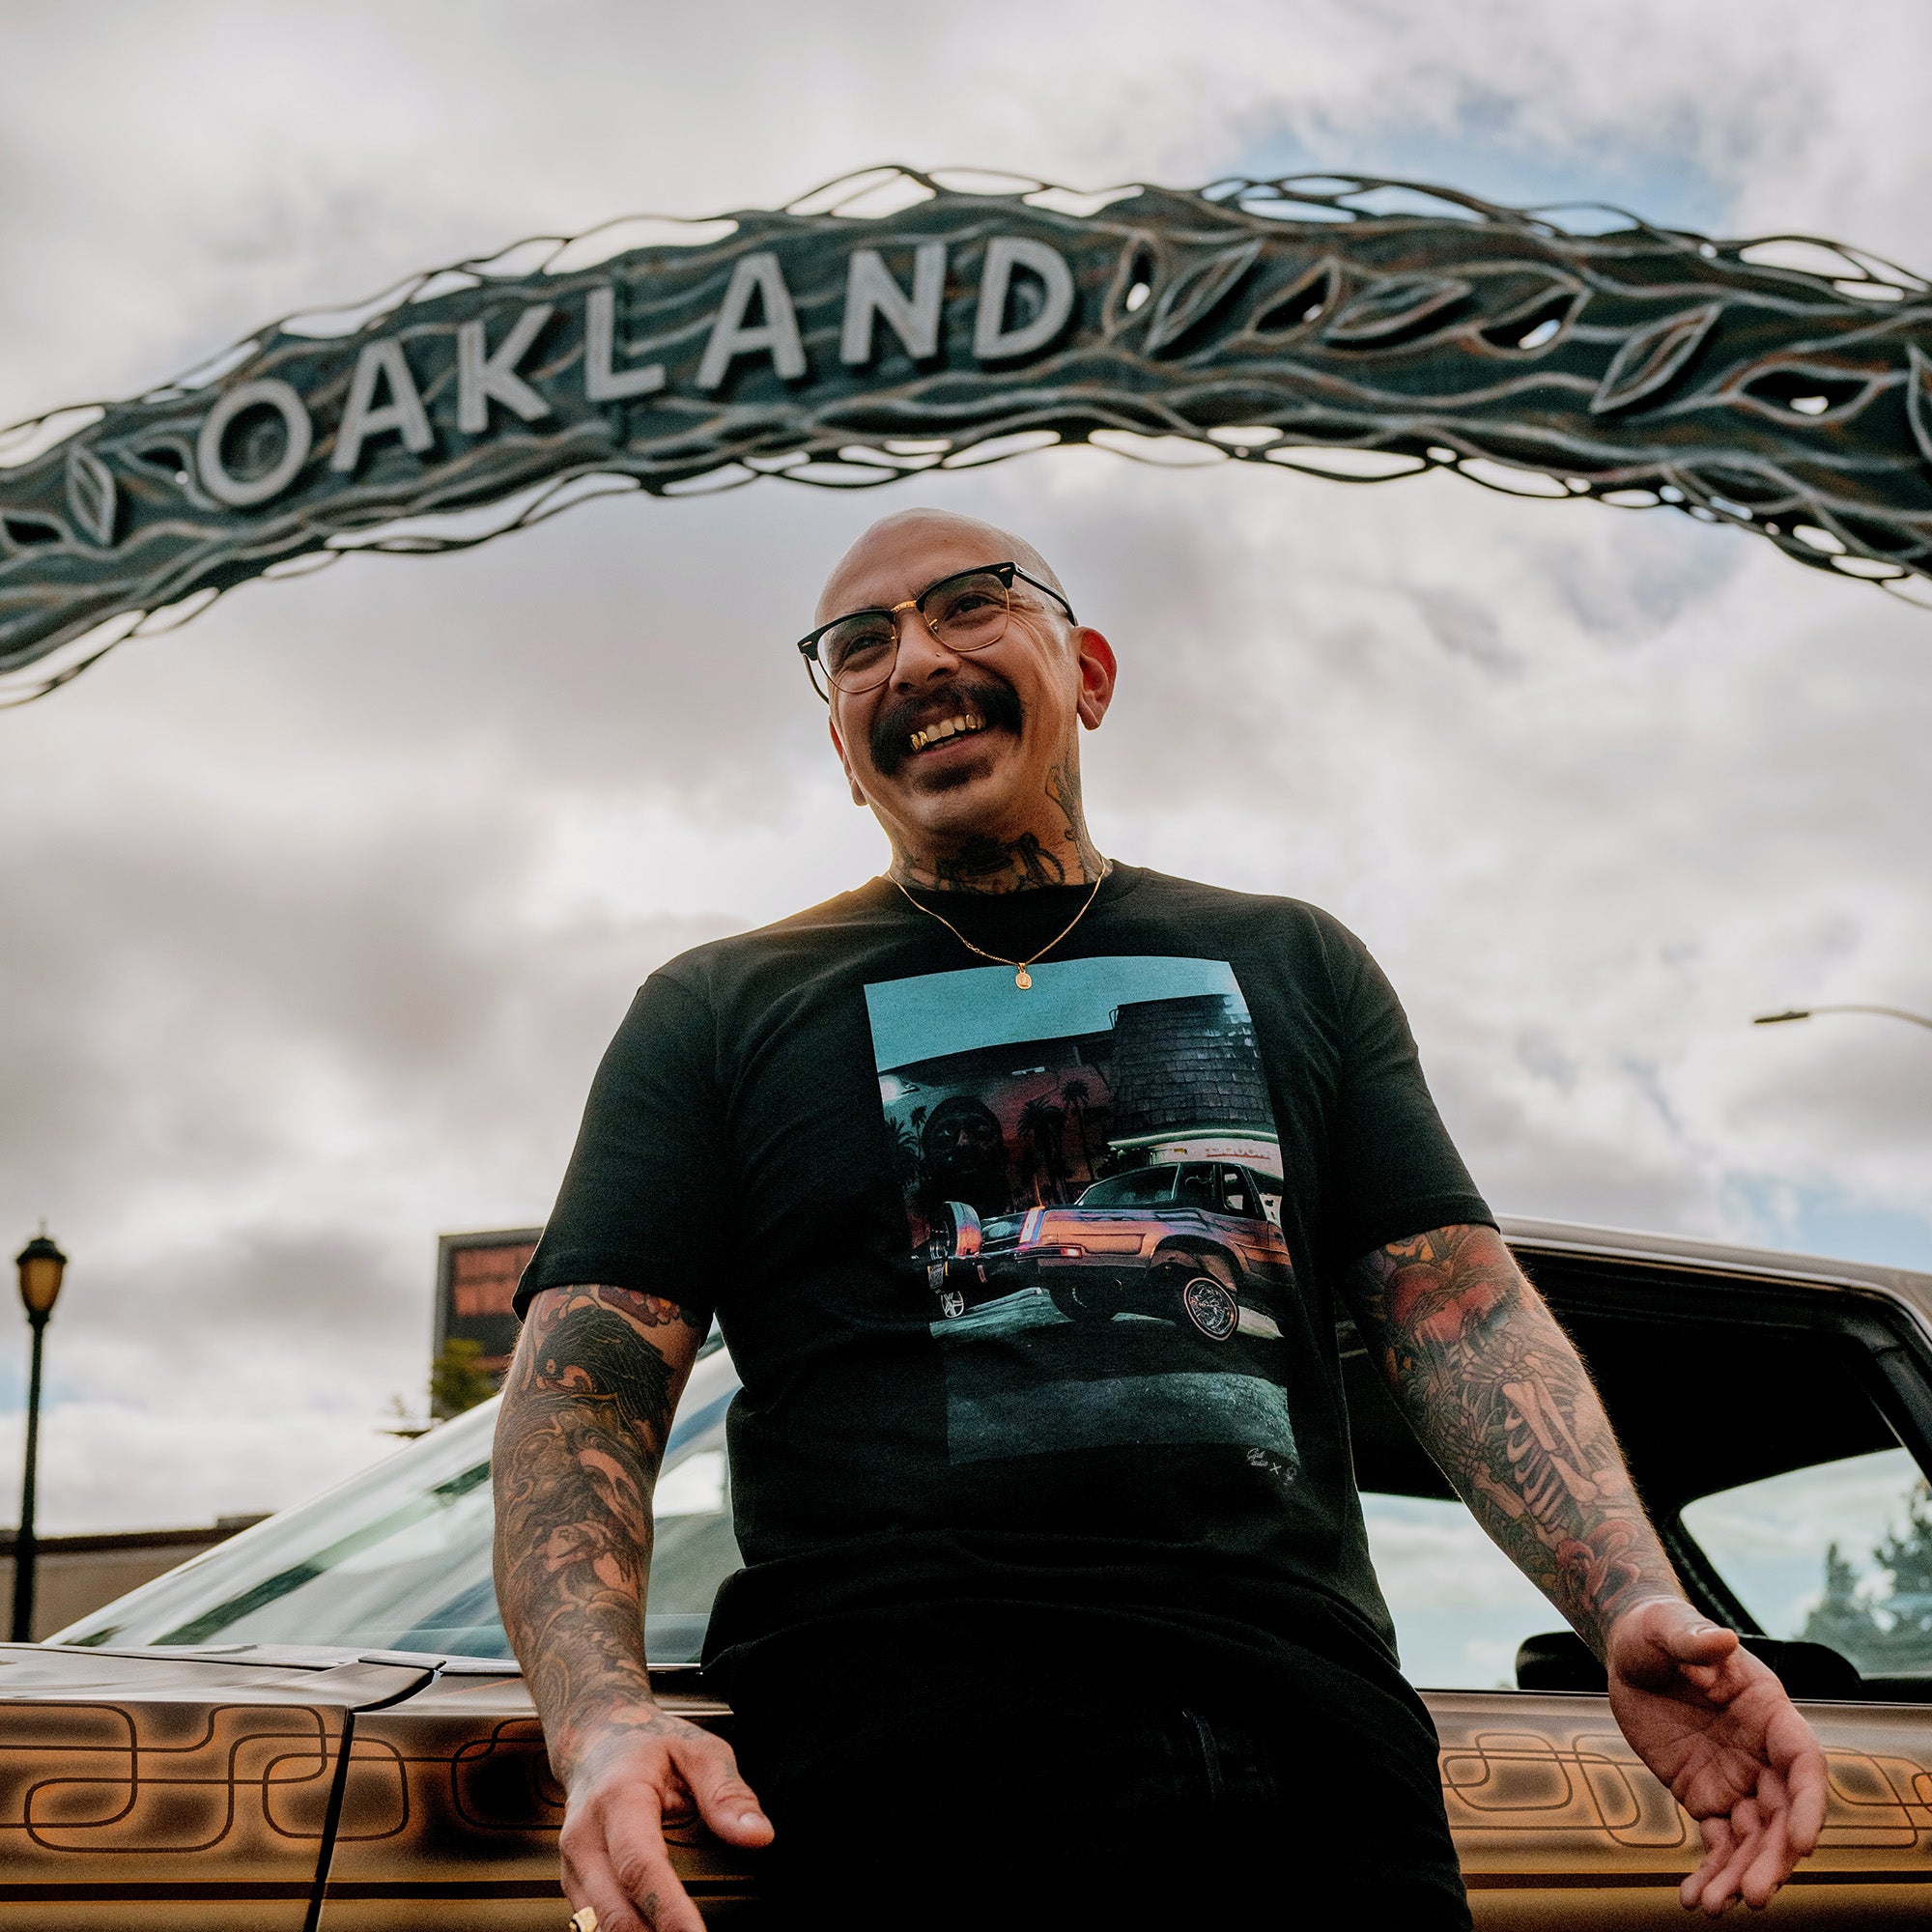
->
[912, 714, 991, 752]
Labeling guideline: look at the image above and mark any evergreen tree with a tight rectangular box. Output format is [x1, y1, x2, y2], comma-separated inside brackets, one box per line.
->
[1870, 1487, 1932, 1670]
[430, 1337, 500, 1420]
[1802, 1540, 1884, 1662]
[1804, 1484, 1932, 1674]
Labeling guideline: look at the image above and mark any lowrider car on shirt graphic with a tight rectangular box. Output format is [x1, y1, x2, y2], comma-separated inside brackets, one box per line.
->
[9, 1220, 1932, 1927]
[923, 1160, 1292, 1340]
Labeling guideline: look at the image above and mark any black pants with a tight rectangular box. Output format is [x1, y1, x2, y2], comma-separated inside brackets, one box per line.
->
[735, 1692, 1473, 1930]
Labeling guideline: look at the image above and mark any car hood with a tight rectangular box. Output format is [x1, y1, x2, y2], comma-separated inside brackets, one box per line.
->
[0, 1638, 450, 1707]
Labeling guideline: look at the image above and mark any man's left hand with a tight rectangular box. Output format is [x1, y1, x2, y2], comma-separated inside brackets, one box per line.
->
[1605, 1597, 1830, 1915]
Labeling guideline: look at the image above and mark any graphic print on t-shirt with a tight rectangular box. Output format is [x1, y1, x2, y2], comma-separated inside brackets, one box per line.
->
[866, 955, 1299, 1474]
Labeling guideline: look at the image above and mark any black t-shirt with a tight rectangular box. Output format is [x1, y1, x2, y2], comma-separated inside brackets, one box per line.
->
[518, 865, 1492, 1716]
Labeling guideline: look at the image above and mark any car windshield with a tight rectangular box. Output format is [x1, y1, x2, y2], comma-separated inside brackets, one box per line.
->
[52, 1346, 743, 1664]
[1077, 1168, 1178, 1208]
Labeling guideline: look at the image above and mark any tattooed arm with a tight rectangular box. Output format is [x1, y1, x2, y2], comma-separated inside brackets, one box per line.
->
[493, 1285, 771, 1932]
[1349, 1222, 1676, 1649]
[1347, 1224, 1826, 1915]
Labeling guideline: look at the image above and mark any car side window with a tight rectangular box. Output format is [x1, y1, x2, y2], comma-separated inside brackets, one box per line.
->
[1177, 1167, 1216, 1209]
[1079, 1168, 1177, 1207]
[1680, 1446, 1932, 1680]
[1216, 1167, 1254, 1217]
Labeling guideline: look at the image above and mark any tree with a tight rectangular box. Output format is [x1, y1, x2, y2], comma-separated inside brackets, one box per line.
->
[1870, 1487, 1932, 1666]
[886, 1117, 923, 1191]
[430, 1337, 500, 1420]
[1804, 1483, 1932, 1674]
[1060, 1076, 1097, 1179]
[1802, 1541, 1883, 1659]
[1016, 1098, 1070, 1203]
[380, 1394, 431, 1441]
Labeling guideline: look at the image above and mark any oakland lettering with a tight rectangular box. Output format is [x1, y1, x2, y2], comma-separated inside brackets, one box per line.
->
[195, 236, 1076, 506]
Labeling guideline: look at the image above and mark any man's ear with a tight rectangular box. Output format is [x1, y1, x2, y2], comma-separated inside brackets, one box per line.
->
[1072, 626, 1118, 730]
[828, 715, 868, 807]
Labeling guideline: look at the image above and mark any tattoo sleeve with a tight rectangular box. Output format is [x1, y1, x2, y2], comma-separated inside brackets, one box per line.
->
[1347, 1224, 1681, 1655]
[492, 1284, 707, 1776]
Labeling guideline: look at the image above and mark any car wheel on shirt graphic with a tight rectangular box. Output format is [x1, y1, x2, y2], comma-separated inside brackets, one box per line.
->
[923, 1162, 1291, 1343]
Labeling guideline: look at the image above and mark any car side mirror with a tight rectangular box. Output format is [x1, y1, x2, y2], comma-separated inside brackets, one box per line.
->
[932, 1200, 982, 1262]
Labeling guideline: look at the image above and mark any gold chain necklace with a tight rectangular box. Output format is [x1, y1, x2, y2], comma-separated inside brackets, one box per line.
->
[890, 860, 1111, 989]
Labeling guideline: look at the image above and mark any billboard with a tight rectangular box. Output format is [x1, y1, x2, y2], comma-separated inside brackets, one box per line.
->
[434, 1227, 542, 1379]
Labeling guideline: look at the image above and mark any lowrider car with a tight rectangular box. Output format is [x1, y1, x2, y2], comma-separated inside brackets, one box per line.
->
[7, 1218, 1932, 1926]
[925, 1159, 1293, 1339]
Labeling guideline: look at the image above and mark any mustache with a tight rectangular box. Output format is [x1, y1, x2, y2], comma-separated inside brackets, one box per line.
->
[868, 676, 1024, 777]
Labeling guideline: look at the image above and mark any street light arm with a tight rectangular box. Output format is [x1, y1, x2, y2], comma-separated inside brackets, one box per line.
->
[1752, 1004, 1932, 1033]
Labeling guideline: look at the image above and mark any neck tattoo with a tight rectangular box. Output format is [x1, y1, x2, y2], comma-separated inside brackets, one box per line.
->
[891, 861, 1111, 989]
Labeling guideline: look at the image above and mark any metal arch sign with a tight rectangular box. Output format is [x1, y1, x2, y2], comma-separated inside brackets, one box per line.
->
[3, 165, 1931, 701]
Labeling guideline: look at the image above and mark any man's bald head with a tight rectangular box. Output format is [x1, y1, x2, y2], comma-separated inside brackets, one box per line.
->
[814, 508, 1071, 623]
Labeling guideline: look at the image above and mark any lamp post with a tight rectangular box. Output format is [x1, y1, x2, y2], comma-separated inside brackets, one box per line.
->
[12, 1231, 67, 1645]
[1753, 1005, 1932, 1034]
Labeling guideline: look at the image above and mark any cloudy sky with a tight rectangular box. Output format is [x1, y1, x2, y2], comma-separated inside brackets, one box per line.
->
[2, 0, 1929, 1538]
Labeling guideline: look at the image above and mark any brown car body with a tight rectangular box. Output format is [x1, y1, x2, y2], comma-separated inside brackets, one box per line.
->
[6, 1219, 1932, 1926]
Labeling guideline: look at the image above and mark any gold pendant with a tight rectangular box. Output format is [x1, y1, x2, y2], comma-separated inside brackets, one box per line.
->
[1014, 967, 1033, 989]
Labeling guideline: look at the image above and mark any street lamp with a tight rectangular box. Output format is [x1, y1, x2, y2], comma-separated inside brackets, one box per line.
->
[12, 1231, 67, 1644]
[1753, 1005, 1932, 1034]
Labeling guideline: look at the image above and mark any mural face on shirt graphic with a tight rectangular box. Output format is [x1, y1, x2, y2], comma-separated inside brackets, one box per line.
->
[866, 953, 1303, 1475]
[919, 1094, 1012, 1217]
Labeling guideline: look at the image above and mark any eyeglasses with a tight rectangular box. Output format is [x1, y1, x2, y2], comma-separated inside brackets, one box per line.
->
[796, 561, 1078, 699]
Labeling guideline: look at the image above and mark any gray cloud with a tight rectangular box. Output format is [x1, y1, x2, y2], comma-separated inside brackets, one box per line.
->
[1403, 584, 1525, 681]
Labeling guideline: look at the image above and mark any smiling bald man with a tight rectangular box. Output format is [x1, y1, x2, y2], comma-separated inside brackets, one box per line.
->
[495, 509, 1826, 1931]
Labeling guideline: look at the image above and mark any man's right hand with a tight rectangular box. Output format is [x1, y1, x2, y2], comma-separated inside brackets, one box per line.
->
[559, 1709, 774, 1932]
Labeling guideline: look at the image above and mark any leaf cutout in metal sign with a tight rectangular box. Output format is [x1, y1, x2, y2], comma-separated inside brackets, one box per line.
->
[1908, 347, 1932, 467]
[1144, 240, 1264, 354]
[1743, 365, 1875, 420]
[1478, 282, 1582, 353]
[1589, 302, 1720, 414]
[2, 513, 66, 548]
[132, 441, 193, 484]
[1324, 274, 1471, 345]
[1251, 261, 1337, 334]
[1112, 242, 1156, 325]
[65, 443, 117, 546]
